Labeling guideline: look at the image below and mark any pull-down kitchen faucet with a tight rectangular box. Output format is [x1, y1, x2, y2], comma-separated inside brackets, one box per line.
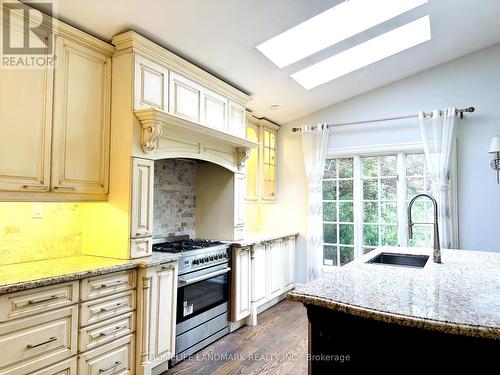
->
[407, 194, 441, 263]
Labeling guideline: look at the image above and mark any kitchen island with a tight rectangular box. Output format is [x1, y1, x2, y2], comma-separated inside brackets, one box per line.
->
[288, 247, 500, 371]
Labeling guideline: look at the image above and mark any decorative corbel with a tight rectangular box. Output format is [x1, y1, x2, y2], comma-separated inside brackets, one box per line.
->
[236, 147, 251, 169]
[141, 122, 162, 153]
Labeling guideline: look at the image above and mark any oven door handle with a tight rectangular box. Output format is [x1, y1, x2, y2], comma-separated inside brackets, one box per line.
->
[178, 267, 231, 286]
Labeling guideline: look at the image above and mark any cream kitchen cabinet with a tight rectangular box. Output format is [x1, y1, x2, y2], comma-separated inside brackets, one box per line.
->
[0, 28, 53, 192]
[282, 236, 296, 292]
[267, 239, 284, 300]
[245, 114, 279, 202]
[170, 72, 202, 123]
[231, 247, 252, 322]
[0, 11, 113, 200]
[134, 55, 169, 111]
[130, 158, 154, 238]
[250, 243, 267, 307]
[51, 36, 111, 195]
[232, 235, 296, 326]
[229, 101, 246, 138]
[136, 263, 178, 375]
[234, 172, 246, 229]
[201, 88, 229, 132]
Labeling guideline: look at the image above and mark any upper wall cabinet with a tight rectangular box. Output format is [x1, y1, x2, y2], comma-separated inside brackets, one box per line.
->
[51, 36, 112, 194]
[245, 114, 279, 202]
[113, 31, 250, 148]
[170, 72, 201, 123]
[0, 5, 114, 200]
[0, 27, 53, 192]
[229, 101, 246, 138]
[134, 55, 169, 111]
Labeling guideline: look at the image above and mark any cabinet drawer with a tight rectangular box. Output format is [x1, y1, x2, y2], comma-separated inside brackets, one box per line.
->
[28, 357, 77, 375]
[78, 334, 134, 375]
[79, 312, 135, 352]
[0, 306, 77, 375]
[80, 291, 135, 327]
[80, 270, 136, 301]
[130, 237, 152, 259]
[0, 282, 79, 323]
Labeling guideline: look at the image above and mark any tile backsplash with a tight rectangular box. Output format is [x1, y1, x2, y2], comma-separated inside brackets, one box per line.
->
[0, 202, 83, 265]
[154, 159, 196, 239]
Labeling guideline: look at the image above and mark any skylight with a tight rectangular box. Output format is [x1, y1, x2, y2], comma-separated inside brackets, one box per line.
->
[256, 0, 428, 68]
[291, 16, 431, 90]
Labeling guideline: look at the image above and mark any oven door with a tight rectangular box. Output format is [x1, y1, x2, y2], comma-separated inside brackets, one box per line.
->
[177, 263, 230, 323]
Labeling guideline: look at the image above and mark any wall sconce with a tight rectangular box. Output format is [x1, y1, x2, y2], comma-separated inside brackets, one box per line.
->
[489, 135, 500, 184]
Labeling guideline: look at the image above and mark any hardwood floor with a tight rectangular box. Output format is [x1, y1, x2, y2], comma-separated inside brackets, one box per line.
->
[165, 300, 308, 375]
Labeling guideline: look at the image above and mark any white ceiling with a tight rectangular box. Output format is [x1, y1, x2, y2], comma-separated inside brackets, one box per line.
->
[33, 0, 500, 124]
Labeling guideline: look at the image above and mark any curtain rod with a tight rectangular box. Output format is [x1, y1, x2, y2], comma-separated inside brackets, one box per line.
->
[291, 106, 475, 133]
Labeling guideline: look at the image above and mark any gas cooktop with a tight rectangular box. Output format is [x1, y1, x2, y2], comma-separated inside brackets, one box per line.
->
[153, 239, 225, 253]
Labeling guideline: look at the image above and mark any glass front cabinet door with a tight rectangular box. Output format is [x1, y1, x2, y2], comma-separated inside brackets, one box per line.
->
[245, 114, 279, 202]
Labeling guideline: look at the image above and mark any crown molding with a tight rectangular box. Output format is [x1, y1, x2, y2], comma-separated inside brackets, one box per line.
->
[246, 112, 280, 131]
[113, 31, 250, 105]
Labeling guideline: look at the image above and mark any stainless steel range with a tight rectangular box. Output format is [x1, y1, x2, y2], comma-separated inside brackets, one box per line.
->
[153, 237, 231, 366]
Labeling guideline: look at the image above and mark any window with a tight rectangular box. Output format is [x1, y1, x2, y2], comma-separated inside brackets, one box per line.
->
[323, 159, 354, 266]
[322, 152, 433, 266]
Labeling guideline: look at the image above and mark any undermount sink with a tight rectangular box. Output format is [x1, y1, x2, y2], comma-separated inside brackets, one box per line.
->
[367, 252, 429, 268]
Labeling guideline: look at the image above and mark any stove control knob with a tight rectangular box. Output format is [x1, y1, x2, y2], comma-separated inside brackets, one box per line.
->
[199, 258, 205, 264]
[193, 259, 199, 265]
[204, 257, 209, 263]
[209, 256, 214, 261]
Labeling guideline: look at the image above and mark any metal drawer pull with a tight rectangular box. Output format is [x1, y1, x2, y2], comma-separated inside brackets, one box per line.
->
[100, 302, 124, 312]
[99, 325, 125, 337]
[27, 336, 57, 349]
[28, 295, 58, 305]
[99, 361, 121, 373]
[99, 280, 124, 288]
[22, 184, 49, 191]
[53, 186, 75, 191]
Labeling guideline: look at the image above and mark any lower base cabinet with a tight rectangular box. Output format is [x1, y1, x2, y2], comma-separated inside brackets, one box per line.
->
[231, 235, 296, 326]
[78, 334, 135, 375]
[29, 357, 77, 375]
[136, 263, 178, 375]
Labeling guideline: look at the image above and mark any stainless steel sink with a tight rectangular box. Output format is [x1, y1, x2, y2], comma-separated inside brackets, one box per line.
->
[367, 253, 429, 268]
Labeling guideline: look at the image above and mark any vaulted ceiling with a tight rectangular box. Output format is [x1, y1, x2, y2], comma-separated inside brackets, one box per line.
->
[31, 0, 500, 124]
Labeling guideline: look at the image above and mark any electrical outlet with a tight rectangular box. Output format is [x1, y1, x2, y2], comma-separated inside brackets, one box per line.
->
[32, 203, 42, 219]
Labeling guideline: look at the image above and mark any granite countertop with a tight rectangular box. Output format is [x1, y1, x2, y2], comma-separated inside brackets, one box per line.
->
[288, 247, 500, 340]
[230, 231, 299, 247]
[0, 253, 180, 295]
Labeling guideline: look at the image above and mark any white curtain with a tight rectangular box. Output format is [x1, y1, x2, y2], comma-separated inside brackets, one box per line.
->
[301, 124, 330, 282]
[418, 108, 458, 249]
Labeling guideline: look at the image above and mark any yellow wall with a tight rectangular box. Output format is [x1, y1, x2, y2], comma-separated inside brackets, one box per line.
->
[0, 202, 83, 265]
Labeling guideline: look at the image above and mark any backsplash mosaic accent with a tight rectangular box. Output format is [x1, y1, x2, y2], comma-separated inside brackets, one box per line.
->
[154, 159, 196, 239]
[0, 203, 83, 265]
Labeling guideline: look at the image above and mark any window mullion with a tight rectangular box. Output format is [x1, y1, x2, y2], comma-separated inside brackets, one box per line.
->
[353, 156, 362, 259]
[397, 152, 407, 247]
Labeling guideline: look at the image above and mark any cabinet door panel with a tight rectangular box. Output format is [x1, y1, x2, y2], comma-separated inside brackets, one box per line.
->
[134, 55, 168, 111]
[234, 173, 245, 228]
[131, 158, 154, 238]
[282, 237, 296, 291]
[201, 89, 228, 131]
[0, 27, 52, 192]
[52, 37, 111, 194]
[170, 73, 200, 122]
[153, 265, 177, 357]
[231, 247, 251, 321]
[251, 243, 267, 305]
[228, 101, 245, 138]
[267, 240, 283, 299]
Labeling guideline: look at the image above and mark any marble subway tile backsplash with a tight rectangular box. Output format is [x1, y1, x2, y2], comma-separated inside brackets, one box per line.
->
[154, 159, 196, 239]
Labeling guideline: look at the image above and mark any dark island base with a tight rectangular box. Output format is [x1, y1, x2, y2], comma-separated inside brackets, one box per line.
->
[305, 304, 500, 372]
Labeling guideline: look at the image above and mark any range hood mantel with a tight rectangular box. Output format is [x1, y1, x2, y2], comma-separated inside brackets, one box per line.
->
[134, 108, 257, 170]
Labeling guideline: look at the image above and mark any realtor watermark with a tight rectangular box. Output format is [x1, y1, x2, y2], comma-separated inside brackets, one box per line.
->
[1, 0, 56, 69]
